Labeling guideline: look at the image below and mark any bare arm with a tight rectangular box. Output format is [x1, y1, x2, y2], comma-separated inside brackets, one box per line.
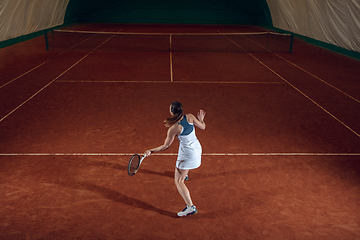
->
[188, 109, 206, 130]
[144, 125, 181, 157]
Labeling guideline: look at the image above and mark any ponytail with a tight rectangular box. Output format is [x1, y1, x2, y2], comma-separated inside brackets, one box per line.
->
[165, 101, 183, 127]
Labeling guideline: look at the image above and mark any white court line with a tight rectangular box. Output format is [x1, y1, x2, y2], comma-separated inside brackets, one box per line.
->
[0, 29, 106, 90]
[0, 32, 119, 123]
[0, 55, 89, 123]
[274, 54, 360, 104]
[206, 153, 360, 156]
[55, 80, 285, 84]
[54, 29, 273, 36]
[170, 52, 174, 82]
[219, 31, 360, 138]
[0, 61, 50, 89]
[170, 34, 173, 82]
[0, 153, 359, 156]
[257, 59, 360, 138]
[230, 31, 359, 103]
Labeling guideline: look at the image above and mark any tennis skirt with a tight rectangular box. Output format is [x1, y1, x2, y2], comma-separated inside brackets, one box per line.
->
[176, 140, 202, 170]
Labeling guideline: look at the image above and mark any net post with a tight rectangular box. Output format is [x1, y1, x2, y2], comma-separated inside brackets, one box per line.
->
[52, 30, 55, 50]
[266, 32, 270, 53]
[44, 30, 49, 51]
[289, 34, 294, 53]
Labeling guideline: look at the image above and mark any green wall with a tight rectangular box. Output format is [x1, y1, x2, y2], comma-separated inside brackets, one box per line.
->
[64, 0, 273, 25]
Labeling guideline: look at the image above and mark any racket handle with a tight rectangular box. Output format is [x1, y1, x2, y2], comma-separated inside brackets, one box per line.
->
[140, 155, 146, 164]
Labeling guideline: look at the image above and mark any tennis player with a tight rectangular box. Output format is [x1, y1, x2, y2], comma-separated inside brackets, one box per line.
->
[144, 101, 206, 217]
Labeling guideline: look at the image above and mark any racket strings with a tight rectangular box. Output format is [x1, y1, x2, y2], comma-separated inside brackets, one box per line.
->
[128, 154, 141, 176]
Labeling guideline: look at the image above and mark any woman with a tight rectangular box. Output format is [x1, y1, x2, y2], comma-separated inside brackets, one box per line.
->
[144, 101, 206, 217]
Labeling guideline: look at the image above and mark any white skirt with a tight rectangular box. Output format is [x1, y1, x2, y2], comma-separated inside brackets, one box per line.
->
[176, 139, 202, 170]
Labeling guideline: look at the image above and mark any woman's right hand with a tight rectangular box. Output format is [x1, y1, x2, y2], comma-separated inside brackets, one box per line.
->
[144, 150, 152, 157]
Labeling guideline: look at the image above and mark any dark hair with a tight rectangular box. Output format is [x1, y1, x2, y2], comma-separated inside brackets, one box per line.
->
[165, 101, 183, 127]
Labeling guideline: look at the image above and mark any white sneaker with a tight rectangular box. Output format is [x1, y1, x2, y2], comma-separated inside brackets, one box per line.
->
[177, 205, 197, 217]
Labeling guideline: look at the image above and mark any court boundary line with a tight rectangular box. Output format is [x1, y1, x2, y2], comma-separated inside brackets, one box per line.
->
[170, 34, 173, 81]
[170, 51, 173, 82]
[231, 30, 360, 103]
[1, 29, 110, 89]
[55, 80, 285, 84]
[3, 29, 358, 141]
[256, 57, 360, 138]
[0, 29, 109, 90]
[53, 28, 359, 103]
[220, 32, 360, 138]
[0, 32, 119, 123]
[0, 61, 50, 89]
[274, 54, 360, 104]
[1, 153, 359, 156]
[0, 56, 89, 123]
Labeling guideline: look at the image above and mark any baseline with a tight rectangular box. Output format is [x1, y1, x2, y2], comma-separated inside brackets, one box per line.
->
[1, 153, 359, 156]
[55, 80, 286, 84]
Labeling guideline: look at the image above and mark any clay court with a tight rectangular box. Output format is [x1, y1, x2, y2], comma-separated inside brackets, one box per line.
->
[1, 23, 360, 239]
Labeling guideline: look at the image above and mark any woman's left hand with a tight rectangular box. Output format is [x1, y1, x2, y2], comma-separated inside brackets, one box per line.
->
[197, 109, 206, 122]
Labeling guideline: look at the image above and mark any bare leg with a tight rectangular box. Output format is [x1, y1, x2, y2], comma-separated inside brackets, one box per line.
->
[174, 167, 193, 206]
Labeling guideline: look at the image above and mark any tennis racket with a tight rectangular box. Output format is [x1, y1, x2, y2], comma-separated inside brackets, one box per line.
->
[127, 154, 146, 176]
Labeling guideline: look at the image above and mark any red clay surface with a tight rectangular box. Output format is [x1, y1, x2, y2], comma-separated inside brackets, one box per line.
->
[1, 23, 360, 239]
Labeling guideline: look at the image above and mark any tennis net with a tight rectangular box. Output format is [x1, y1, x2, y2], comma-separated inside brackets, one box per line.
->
[47, 29, 294, 53]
